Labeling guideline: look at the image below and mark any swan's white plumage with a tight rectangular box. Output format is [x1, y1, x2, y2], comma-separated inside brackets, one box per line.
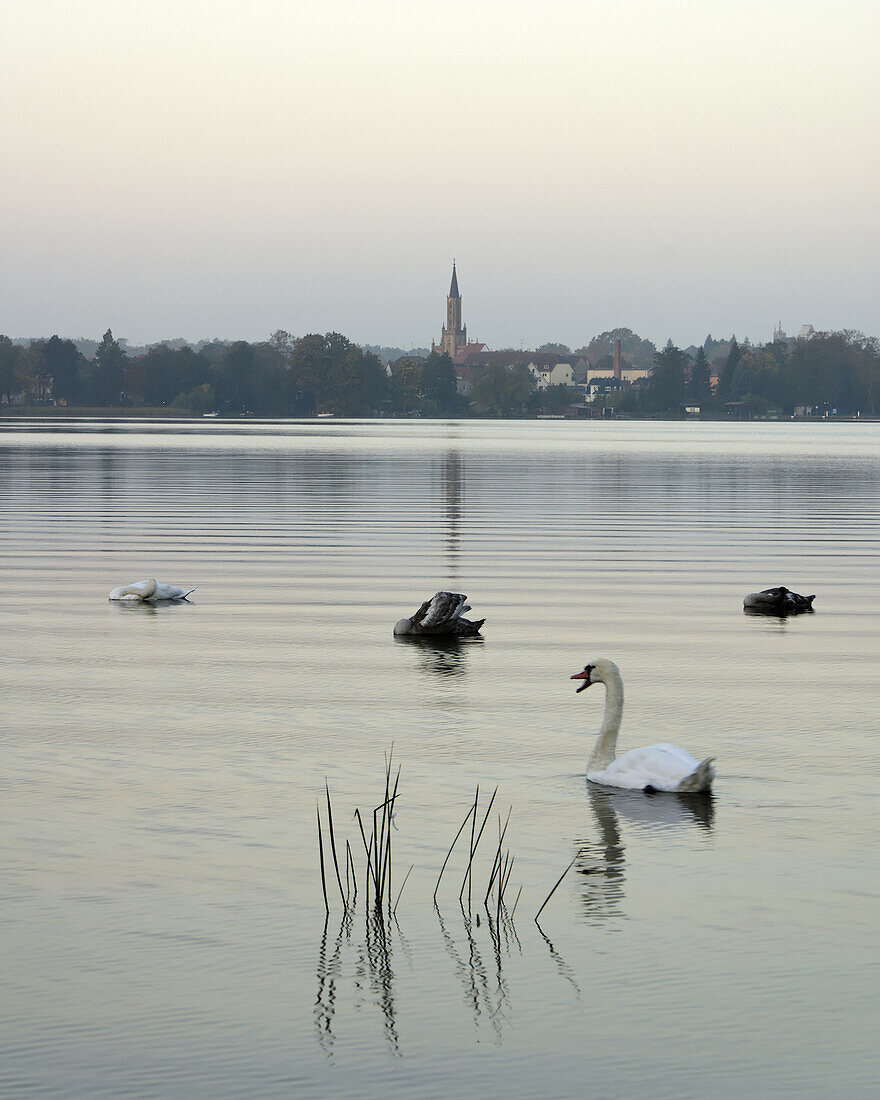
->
[588, 743, 705, 792]
[573, 658, 715, 794]
[109, 578, 195, 602]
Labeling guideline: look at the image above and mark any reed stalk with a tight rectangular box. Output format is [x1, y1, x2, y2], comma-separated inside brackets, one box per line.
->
[316, 802, 329, 915]
[534, 850, 583, 923]
[459, 786, 480, 907]
[500, 855, 515, 902]
[354, 808, 377, 904]
[325, 781, 346, 905]
[510, 884, 523, 917]
[376, 755, 393, 899]
[484, 807, 512, 904]
[393, 863, 414, 915]
[434, 801, 476, 902]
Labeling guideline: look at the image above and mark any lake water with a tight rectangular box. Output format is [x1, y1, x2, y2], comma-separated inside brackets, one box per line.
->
[1, 418, 878, 1098]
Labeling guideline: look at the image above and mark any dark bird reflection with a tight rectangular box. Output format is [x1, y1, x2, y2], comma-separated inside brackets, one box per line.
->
[575, 784, 714, 925]
[743, 606, 801, 632]
[393, 632, 483, 677]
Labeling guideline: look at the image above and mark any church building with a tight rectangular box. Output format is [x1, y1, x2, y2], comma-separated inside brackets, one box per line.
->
[432, 262, 468, 358]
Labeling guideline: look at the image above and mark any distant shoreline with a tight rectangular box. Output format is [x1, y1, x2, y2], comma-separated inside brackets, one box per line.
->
[2, 407, 877, 423]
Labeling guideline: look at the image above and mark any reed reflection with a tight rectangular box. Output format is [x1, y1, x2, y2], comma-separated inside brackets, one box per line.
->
[576, 785, 714, 925]
[314, 907, 402, 1058]
[434, 901, 521, 1042]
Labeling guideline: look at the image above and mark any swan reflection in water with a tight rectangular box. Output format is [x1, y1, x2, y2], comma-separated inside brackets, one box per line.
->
[110, 598, 194, 616]
[393, 632, 484, 677]
[575, 784, 714, 925]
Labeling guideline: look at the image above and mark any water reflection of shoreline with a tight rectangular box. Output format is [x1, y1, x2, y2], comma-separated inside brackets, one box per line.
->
[576, 785, 714, 925]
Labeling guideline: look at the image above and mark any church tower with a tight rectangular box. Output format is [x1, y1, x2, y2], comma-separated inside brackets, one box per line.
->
[433, 262, 467, 358]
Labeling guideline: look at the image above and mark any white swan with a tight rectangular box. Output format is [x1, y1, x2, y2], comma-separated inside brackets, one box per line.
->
[108, 578, 196, 602]
[571, 659, 715, 793]
[393, 591, 485, 636]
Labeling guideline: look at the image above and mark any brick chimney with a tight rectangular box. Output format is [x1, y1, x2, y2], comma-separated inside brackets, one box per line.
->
[613, 339, 621, 380]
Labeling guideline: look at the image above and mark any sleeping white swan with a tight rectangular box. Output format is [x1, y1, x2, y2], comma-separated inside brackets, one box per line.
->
[571, 658, 715, 793]
[109, 578, 196, 602]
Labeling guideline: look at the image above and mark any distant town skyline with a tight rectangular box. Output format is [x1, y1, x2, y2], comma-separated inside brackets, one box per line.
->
[2, 2, 878, 349]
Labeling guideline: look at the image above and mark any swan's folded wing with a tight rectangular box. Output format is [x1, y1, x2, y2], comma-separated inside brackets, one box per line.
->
[600, 744, 702, 792]
[409, 596, 436, 627]
[420, 591, 468, 630]
[151, 582, 196, 600]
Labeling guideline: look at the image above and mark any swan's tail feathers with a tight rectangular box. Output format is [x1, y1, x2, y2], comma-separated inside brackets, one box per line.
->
[180, 588, 197, 600]
[677, 757, 715, 793]
[464, 617, 485, 635]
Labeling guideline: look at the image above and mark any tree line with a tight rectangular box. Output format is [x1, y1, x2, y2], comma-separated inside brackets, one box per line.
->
[1, 326, 878, 418]
[605, 331, 880, 417]
[0, 330, 395, 416]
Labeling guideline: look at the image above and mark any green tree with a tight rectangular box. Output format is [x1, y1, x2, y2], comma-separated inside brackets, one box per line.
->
[173, 382, 217, 414]
[388, 357, 422, 415]
[31, 335, 83, 405]
[529, 383, 575, 414]
[290, 332, 345, 412]
[649, 341, 689, 415]
[290, 333, 386, 415]
[717, 337, 740, 402]
[579, 328, 656, 372]
[0, 336, 23, 404]
[212, 341, 255, 412]
[21, 343, 54, 403]
[471, 363, 534, 416]
[140, 345, 209, 407]
[687, 346, 711, 405]
[419, 351, 459, 416]
[92, 329, 126, 405]
[329, 343, 387, 416]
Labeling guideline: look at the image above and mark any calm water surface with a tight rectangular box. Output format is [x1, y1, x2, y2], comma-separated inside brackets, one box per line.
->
[1, 418, 878, 1098]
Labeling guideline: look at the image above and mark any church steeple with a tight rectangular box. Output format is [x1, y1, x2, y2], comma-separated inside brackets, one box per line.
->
[449, 261, 459, 299]
[433, 261, 467, 358]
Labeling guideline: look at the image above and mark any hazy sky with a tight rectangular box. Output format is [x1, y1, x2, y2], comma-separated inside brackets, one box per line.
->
[3, 0, 878, 350]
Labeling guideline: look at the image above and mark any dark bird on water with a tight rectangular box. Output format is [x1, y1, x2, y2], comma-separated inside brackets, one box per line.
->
[743, 586, 815, 615]
[393, 592, 486, 636]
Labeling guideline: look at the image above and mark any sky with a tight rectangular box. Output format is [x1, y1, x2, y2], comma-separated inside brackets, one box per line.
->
[2, 0, 878, 350]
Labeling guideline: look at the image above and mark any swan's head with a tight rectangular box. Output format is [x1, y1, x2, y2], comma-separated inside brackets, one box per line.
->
[571, 658, 620, 693]
[393, 617, 414, 636]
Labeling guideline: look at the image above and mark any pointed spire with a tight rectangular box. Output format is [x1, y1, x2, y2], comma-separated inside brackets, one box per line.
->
[449, 261, 459, 298]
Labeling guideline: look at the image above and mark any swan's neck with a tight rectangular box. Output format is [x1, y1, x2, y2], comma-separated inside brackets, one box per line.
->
[587, 672, 623, 773]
